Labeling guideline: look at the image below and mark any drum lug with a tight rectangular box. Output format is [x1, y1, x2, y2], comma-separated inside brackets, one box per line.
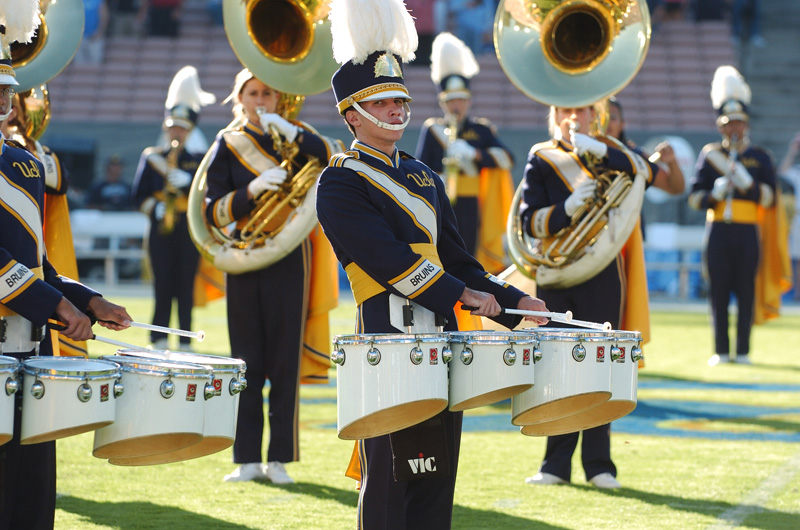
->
[610, 345, 622, 362]
[113, 380, 125, 398]
[442, 345, 453, 364]
[460, 347, 473, 366]
[77, 383, 93, 403]
[631, 345, 643, 362]
[533, 347, 543, 363]
[409, 346, 423, 365]
[230, 376, 246, 395]
[4, 376, 18, 396]
[331, 348, 346, 366]
[503, 348, 516, 366]
[31, 379, 45, 399]
[203, 382, 216, 401]
[367, 347, 381, 366]
[571, 343, 586, 362]
[160, 378, 175, 399]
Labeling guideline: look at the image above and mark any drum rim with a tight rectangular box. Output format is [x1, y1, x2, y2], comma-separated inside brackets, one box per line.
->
[116, 349, 246, 374]
[99, 355, 213, 379]
[447, 331, 537, 345]
[522, 328, 640, 342]
[21, 357, 121, 379]
[333, 333, 450, 345]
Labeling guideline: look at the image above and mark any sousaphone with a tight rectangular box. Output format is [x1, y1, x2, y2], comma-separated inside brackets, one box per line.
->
[496, 0, 651, 288]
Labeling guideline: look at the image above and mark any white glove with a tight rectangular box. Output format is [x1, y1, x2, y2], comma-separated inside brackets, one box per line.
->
[259, 112, 299, 143]
[572, 133, 608, 159]
[447, 139, 477, 162]
[564, 179, 597, 217]
[247, 167, 287, 197]
[154, 201, 166, 221]
[711, 176, 730, 202]
[166, 168, 192, 188]
[730, 162, 754, 191]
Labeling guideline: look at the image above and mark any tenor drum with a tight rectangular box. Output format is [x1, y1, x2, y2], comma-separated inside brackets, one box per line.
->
[20, 357, 122, 445]
[92, 355, 213, 460]
[0, 356, 20, 446]
[447, 332, 536, 411]
[107, 349, 246, 466]
[520, 330, 641, 436]
[511, 329, 613, 427]
[332, 333, 449, 440]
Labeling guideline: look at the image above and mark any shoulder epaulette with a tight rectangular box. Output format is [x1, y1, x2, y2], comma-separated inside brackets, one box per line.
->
[422, 116, 445, 128]
[528, 139, 558, 157]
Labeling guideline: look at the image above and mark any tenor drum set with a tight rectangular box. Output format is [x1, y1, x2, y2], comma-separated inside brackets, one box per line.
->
[331, 315, 642, 441]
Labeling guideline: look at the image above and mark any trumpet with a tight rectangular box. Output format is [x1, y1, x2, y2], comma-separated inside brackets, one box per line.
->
[159, 138, 183, 235]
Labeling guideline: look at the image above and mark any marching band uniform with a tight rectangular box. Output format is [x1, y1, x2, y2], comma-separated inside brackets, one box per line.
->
[206, 68, 340, 484]
[519, 106, 658, 488]
[132, 67, 212, 349]
[688, 66, 790, 365]
[316, 2, 546, 526]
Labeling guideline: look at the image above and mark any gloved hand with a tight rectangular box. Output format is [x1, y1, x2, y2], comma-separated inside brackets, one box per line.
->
[260, 112, 299, 143]
[166, 168, 192, 188]
[572, 133, 608, 159]
[154, 201, 166, 221]
[711, 176, 730, 202]
[564, 179, 597, 217]
[247, 167, 287, 197]
[730, 162, 754, 191]
[447, 139, 477, 162]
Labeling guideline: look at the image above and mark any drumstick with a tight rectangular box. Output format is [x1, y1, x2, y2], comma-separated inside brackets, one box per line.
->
[460, 305, 611, 331]
[92, 334, 149, 351]
[97, 320, 206, 342]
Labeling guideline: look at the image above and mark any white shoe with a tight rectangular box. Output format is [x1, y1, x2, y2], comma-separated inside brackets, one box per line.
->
[735, 354, 752, 365]
[223, 462, 266, 482]
[708, 353, 730, 367]
[589, 472, 621, 489]
[524, 472, 567, 485]
[265, 461, 294, 484]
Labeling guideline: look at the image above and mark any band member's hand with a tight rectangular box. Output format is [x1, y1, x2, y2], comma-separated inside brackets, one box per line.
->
[88, 296, 132, 331]
[248, 167, 287, 198]
[55, 297, 94, 341]
[564, 179, 596, 217]
[259, 113, 299, 143]
[572, 133, 608, 159]
[447, 139, 477, 162]
[654, 142, 676, 164]
[517, 296, 549, 325]
[459, 287, 500, 317]
[711, 176, 730, 201]
[731, 162, 754, 191]
[167, 168, 193, 188]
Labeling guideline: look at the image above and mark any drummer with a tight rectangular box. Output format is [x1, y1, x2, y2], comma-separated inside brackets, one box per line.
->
[0, 52, 132, 529]
[314, 1, 548, 528]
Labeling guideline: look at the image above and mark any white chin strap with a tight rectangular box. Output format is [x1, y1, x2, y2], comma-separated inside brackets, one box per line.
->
[0, 109, 11, 122]
[352, 100, 411, 131]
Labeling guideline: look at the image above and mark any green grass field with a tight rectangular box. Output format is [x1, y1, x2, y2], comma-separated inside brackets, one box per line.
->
[51, 296, 800, 529]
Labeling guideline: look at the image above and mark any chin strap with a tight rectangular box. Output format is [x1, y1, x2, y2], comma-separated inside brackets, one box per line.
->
[351, 100, 411, 131]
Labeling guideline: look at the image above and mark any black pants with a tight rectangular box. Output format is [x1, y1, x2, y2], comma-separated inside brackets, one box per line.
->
[706, 222, 759, 355]
[536, 260, 623, 481]
[451, 196, 479, 257]
[147, 215, 199, 346]
[228, 241, 309, 464]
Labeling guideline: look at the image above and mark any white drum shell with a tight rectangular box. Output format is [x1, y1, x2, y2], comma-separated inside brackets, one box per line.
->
[512, 329, 613, 426]
[93, 356, 212, 460]
[448, 332, 536, 411]
[108, 350, 246, 465]
[334, 334, 449, 440]
[20, 358, 121, 445]
[0, 356, 19, 446]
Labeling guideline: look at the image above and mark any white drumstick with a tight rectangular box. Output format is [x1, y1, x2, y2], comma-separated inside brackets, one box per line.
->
[505, 308, 610, 331]
[101, 320, 206, 342]
[93, 335, 148, 350]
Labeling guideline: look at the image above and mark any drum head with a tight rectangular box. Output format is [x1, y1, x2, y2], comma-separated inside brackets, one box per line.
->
[107, 436, 234, 466]
[338, 398, 448, 441]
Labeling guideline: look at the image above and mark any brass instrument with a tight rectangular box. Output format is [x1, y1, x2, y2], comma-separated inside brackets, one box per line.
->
[498, 0, 651, 288]
[723, 134, 740, 223]
[159, 139, 183, 235]
[442, 114, 461, 204]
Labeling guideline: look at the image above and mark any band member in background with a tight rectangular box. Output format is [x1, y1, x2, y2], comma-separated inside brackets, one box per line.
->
[205, 68, 341, 485]
[519, 102, 679, 490]
[132, 66, 213, 350]
[1, 51, 132, 529]
[416, 32, 514, 275]
[316, 1, 548, 527]
[688, 65, 791, 367]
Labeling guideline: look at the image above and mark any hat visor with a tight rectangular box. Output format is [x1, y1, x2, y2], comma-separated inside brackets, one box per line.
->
[717, 112, 748, 126]
[0, 75, 19, 86]
[439, 89, 471, 102]
[360, 89, 412, 104]
[164, 117, 194, 130]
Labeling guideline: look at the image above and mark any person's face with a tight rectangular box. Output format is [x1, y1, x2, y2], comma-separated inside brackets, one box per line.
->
[348, 97, 408, 152]
[0, 85, 15, 124]
[719, 119, 747, 144]
[605, 104, 624, 140]
[556, 107, 594, 141]
[240, 79, 280, 122]
[167, 125, 190, 144]
[442, 97, 471, 122]
[106, 162, 123, 181]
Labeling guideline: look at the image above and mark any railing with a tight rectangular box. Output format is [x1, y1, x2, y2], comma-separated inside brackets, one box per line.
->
[643, 223, 706, 301]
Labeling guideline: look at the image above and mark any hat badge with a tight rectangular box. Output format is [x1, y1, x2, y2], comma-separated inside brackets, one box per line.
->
[445, 76, 466, 91]
[373, 53, 403, 79]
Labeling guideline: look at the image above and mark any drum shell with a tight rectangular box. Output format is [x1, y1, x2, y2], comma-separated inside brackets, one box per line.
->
[108, 350, 246, 466]
[92, 356, 212, 460]
[519, 331, 640, 436]
[511, 329, 613, 426]
[0, 356, 20, 446]
[447, 332, 536, 411]
[20, 357, 121, 445]
[334, 333, 449, 440]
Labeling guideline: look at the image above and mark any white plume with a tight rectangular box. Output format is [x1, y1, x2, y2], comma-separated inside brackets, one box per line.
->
[165, 66, 216, 111]
[0, 0, 42, 44]
[329, 0, 417, 65]
[430, 32, 480, 84]
[710, 65, 751, 109]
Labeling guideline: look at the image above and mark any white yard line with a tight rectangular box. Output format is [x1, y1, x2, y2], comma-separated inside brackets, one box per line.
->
[706, 450, 800, 529]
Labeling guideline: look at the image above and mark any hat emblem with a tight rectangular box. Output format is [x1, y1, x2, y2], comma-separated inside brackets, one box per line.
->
[445, 76, 466, 91]
[721, 100, 743, 115]
[373, 53, 403, 79]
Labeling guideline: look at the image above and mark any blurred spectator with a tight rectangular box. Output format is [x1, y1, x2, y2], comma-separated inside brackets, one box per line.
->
[730, 0, 766, 47]
[448, 0, 495, 55]
[74, 0, 110, 65]
[108, 0, 143, 37]
[406, 0, 435, 65]
[778, 132, 800, 300]
[86, 155, 133, 211]
[140, 0, 184, 37]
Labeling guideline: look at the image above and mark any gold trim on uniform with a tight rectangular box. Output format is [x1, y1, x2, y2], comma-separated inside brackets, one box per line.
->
[336, 83, 412, 113]
[708, 199, 758, 224]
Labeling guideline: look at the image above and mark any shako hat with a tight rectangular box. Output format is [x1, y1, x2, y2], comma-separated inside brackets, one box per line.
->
[163, 65, 216, 130]
[0, 0, 42, 86]
[430, 32, 480, 102]
[710, 65, 751, 126]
